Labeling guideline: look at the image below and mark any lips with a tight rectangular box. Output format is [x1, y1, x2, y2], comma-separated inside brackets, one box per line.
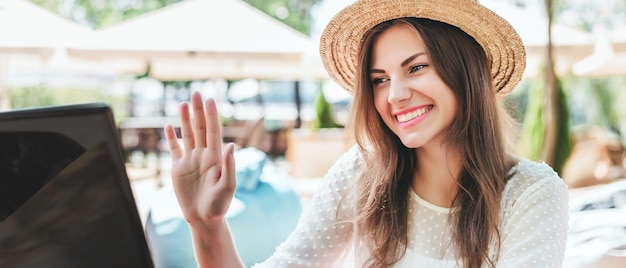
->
[396, 105, 433, 123]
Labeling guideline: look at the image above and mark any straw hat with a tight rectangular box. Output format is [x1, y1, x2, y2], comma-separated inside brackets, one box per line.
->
[319, 0, 526, 96]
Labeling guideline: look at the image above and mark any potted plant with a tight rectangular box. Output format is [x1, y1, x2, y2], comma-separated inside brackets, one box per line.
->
[286, 87, 352, 178]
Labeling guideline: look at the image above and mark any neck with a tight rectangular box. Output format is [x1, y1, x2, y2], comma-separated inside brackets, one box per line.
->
[411, 145, 462, 208]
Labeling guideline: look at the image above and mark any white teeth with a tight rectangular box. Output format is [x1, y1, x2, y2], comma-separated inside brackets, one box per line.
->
[397, 106, 432, 123]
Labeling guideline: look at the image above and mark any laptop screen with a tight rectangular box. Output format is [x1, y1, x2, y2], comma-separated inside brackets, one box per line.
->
[0, 103, 154, 268]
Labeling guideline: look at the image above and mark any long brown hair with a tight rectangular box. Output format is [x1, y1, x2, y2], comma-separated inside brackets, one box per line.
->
[347, 18, 517, 268]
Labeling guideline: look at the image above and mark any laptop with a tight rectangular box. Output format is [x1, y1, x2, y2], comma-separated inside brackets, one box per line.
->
[0, 103, 155, 268]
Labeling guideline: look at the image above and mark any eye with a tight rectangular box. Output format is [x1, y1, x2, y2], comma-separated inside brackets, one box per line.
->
[409, 64, 427, 73]
[371, 77, 389, 85]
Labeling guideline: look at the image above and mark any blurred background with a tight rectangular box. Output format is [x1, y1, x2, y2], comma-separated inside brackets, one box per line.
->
[1, 0, 626, 267]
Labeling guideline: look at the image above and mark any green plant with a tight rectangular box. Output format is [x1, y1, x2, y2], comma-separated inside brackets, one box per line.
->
[8, 86, 129, 124]
[552, 79, 572, 175]
[520, 70, 572, 175]
[8, 86, 56, 108]
[310, 88, 340, 129]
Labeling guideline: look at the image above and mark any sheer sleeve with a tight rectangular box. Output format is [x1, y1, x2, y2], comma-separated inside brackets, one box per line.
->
[497, 160, 570, 267]
[252, 145, 361, 268]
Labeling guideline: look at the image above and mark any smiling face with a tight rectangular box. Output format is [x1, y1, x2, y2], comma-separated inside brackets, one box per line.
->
[369, 23, 457, 149]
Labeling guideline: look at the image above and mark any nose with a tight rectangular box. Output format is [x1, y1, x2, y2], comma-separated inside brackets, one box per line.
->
[387, 77, 411, 104]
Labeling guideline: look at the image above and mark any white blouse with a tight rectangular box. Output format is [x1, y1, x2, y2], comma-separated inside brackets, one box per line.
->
[253, 146, 569, 267]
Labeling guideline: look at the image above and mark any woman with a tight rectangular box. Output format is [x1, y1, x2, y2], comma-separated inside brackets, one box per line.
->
[163, 0, 569, 267]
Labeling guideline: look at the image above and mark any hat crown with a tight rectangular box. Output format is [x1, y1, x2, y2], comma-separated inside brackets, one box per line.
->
[320, 0, 526, 96]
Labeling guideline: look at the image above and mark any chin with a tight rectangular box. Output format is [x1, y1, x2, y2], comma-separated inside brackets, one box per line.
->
[399, 137, 424, 149]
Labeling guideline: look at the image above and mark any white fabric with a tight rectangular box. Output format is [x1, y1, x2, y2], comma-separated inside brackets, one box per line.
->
[253, 146, 569, 267]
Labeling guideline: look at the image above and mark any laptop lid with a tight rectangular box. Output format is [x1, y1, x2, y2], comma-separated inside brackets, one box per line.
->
[0, 103, 154, 268]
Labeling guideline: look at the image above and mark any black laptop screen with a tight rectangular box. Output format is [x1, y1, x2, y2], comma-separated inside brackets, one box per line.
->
[0, 103, 154, 268]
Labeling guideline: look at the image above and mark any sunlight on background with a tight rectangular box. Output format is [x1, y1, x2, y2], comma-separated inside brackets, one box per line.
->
[1, 0, 626, 267]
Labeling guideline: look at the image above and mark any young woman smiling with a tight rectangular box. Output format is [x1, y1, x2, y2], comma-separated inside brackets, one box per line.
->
[163, 0, 569, 267]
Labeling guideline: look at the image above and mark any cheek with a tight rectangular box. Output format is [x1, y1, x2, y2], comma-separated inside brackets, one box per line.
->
[373, 90, 389, 116]
[441, 92, 459, 123]
[373, 94, 397, 132]
[444, 90, 458, 111]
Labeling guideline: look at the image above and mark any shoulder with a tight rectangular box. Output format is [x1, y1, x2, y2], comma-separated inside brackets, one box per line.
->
[309, 144, 363, 196]
[326, 144, 363, 177]
[301, 144, 363, 221]
[502, 158, 569, 208]
[496, 159, 570, 266]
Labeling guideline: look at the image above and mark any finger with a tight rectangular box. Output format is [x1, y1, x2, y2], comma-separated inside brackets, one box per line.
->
[220, 142, 237, 192]
[205, 98, 223, 154]
[164, 124, 183, 160]
[179, 102, 195, 151]
[190, 91, 207, 148]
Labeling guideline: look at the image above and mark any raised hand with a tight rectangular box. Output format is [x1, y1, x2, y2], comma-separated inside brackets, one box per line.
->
[163, 91, 236, 226]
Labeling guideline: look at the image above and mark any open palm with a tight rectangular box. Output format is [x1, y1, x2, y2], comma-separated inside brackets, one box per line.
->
[163, 91, 236, 226]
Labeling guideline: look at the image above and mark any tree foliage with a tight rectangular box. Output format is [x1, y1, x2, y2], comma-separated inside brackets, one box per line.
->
[521, 67, 572, 175]
[30, 0, 183, 29]
[521, 78, 546, 162]
[8, 86, 129, 123]
[504, 0, 626, 32]
[510, 0, 623, 174]
[243, 0, 323, 35]
[585, 78, 622, 134]
[551, 79, 573, 175]
[30, 0, 322, 35]
[556, 0, 626, 31]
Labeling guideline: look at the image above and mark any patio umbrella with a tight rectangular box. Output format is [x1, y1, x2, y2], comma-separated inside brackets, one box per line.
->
[0, 0, 146, 111]
[0, 0, 145, 77]
[610, 24, 626, 52]
[572, 51, 626, 77]
[572, 26, 626, 77]
[481, 0, 595, 78]
[0, 0, 91, 56]
[68, 0, 328, 80]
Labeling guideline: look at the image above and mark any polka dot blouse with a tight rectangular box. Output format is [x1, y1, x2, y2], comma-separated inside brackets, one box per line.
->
[253, 146, 569, 267]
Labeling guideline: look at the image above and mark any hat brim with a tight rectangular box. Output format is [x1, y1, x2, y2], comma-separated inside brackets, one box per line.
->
[319, 0, 526, 96]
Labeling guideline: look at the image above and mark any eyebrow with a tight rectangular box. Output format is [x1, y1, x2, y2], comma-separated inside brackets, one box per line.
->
[401, 52, 424, 67]
[369, 52, 426, 74]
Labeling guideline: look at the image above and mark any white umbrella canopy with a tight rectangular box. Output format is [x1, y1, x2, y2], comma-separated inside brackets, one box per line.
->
[0, 0, 92, 56]
[0, 0, 146, 77]
[0, 50, 146, 77]
[610, 24, 626, 52]
[68, 0, 328, 80]
[572, 25, 626, 77]
[145, 56, 328, 81]
[572, 51, 626, 77]
[481, 0, 595, 78]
